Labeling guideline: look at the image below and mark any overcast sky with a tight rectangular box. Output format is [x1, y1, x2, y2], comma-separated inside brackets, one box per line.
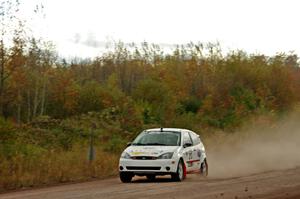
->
[19, 0, 300, 58]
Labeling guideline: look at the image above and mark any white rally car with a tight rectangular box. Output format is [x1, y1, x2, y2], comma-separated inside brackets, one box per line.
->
[119, 128, 208, 182]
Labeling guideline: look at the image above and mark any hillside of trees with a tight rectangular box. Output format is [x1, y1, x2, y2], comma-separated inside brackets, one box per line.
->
[1, 40, 300, 129]
[1, 0, 300, 191]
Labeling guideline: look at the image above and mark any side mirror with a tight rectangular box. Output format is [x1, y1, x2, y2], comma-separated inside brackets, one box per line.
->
[126, 142, 132, 147]
[183, 143, 192, 148]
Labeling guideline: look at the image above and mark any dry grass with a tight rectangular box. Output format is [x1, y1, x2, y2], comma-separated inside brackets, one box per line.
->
[0, 145, 119, 192]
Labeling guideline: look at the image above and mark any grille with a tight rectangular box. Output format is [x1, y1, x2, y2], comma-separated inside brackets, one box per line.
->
[131, 156, 157, 160]
[126, 166, 161, 170]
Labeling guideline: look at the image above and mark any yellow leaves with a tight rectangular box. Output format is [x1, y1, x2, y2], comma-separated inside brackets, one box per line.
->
[49, 70, 79, 114]
[199, 95, 213, 114]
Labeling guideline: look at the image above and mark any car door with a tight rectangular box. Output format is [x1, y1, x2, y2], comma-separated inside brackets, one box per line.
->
[189, 131, 202, 171]
[181, 131, 194, 172]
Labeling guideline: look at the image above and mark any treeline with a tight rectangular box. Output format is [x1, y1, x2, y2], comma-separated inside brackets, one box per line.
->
[1, 40, 300, 130]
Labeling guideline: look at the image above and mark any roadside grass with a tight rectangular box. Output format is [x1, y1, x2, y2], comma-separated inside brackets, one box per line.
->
[0, 145, 119, 192]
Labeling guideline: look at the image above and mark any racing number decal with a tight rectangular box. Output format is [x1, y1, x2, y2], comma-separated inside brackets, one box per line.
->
[185, 151, 192, 160]
[197, 149, 201, 158]
[188, 151, 193, 160]
[185, 150, 193, 167]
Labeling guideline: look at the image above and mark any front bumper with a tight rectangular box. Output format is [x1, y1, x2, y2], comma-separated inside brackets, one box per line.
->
[119, 158, 178, 174]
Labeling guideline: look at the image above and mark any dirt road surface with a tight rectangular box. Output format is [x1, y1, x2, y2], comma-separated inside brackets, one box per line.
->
[1, 167, 300, 199]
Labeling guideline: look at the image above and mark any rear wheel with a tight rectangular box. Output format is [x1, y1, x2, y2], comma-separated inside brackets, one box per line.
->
[200, 158, 208, 176]
[146, 174, 156, 181]
[119, 172, 133, 183]
[171, 160, 185, 181]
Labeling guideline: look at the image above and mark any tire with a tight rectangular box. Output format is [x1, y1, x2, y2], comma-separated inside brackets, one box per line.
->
[119, 172, 133, 183]
[171, 159, 185, 181]
[146, 174, 156, 181]
[200, 158, 208, 177]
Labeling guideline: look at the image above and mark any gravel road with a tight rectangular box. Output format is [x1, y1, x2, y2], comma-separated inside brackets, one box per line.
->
[1, 167, 300, 199]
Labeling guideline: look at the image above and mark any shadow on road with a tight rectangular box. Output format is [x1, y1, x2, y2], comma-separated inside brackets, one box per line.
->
[132, 176, 175, 183]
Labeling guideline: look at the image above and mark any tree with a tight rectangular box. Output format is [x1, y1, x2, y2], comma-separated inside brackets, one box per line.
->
[0, 0, 29, 120]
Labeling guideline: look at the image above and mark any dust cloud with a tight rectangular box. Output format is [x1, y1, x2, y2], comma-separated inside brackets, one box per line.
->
[206, 112, 300, 178]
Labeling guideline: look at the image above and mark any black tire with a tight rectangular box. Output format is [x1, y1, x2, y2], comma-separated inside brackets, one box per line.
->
[200, 158, 208, 177]
[119, 172, 133, 183]
[146, 174, 156, 181]
[171, 159, 185, 181]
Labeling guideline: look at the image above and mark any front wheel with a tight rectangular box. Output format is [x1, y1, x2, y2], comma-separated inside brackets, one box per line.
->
[171, 160, 185, 181]
[200, 158, 208, 176]
[119, 172, 133, 183]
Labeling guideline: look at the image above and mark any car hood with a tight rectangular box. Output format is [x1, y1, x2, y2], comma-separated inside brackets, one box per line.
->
[125, 145, 180, 157]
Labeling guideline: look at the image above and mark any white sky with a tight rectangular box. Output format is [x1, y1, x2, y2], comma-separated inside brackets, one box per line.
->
[18, 0, 300, 58]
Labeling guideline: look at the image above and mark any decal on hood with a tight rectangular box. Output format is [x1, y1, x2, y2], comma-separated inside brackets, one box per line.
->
[126, 146, 179, 156]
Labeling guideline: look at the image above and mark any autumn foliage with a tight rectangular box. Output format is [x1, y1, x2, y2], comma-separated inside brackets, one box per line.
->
[1, 1, 300, 191]
[1, 39, 300, 190]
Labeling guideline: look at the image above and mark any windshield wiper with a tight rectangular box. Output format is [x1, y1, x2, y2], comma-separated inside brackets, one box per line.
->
[131, 143, 145, 146]
[145, 143, 166, 146]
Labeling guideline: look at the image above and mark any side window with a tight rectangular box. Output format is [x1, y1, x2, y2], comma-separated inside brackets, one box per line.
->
[182, 132, 192, 145]
[190, 132, 200, 145]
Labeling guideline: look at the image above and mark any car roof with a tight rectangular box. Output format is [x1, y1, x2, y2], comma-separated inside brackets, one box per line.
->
[145, 128, 192, 133]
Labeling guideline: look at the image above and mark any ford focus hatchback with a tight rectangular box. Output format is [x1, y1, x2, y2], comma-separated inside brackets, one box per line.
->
[119, 128, 208, 182]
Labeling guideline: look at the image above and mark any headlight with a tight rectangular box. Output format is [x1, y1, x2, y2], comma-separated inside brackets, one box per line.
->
[121, 152, 131, 159]
[158, 152, 174, 159]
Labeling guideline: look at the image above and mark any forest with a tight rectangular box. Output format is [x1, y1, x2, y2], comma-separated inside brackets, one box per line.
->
[1, 0, 300, 191]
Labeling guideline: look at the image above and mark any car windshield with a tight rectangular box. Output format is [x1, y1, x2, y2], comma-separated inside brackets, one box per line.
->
[132, 131, 181, 146]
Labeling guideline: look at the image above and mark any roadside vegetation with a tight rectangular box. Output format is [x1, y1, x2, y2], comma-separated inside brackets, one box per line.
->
[1, 0, 300, 191]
